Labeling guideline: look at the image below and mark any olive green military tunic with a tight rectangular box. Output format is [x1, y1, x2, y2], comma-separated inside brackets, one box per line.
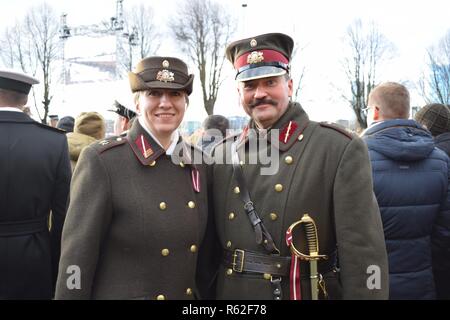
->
[211, 102, 389, 300]
[55, 120, 208, 300]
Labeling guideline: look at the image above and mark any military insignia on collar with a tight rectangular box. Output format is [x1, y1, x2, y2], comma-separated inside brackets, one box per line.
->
[279, 121, 299, 144]
[156, 69, 175, 82]
[136, 134, 154, 158]
[247, 51, 264, 64]
[99, 140, 110, 146]
[162, 60, 170, 68]
[250, 39, 257, 47]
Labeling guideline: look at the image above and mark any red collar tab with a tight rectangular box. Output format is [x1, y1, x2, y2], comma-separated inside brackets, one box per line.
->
[135, 134, 154, 158]
[234, 49, 289, 70]
[239, 125, 249, 142]
[279, 121, 298, 144]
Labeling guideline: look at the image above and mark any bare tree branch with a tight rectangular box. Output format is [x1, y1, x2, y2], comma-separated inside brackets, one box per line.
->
[340, 19, 393, 129]
[170, 0, 235, 115]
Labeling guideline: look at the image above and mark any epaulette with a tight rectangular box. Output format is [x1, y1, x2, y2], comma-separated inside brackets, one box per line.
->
[94, 136, 127, 153]
[35, 122, 66, 134]
[319, 121, 354, 140]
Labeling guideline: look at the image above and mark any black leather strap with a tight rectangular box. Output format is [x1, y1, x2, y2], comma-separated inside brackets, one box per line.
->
[223, 249, 337, 278]
[231, 140, 279, 253]
[0, 217, 48, 236]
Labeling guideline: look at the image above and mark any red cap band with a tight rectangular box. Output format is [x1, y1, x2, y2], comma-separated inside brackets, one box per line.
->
[234, 49, 289, 70]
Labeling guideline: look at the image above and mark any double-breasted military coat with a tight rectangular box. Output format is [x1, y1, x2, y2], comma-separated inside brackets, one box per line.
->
[211, 102, 389, 300]
[55, 119, 209, 300]
[0, 110, 71, 299]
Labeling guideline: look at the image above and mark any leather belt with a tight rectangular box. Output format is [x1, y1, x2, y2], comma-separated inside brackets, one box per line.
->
[0, 217, 48, 236]
[223, 249, 337, 278]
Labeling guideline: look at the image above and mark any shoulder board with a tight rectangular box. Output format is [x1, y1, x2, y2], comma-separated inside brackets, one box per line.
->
[93, 136, 127, 153]
[319, 121, 354, 139]
[35, 122, 66, 134]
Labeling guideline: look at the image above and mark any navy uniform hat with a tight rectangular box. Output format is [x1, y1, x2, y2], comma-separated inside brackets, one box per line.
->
[109, 100, 137, 120]
[226, 33, 294, 82]
[0, 69, 39, 94]
[128, 56, 194, 95]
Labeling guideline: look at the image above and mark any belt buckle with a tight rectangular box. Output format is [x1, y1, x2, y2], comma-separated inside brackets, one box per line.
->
[232, 249, 245, 272]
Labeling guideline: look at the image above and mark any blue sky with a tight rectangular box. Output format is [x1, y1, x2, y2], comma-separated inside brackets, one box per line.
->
[1, 0, 450, 123]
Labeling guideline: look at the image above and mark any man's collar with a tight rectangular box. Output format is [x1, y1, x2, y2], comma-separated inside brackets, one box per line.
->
[0, 107, 23, 113]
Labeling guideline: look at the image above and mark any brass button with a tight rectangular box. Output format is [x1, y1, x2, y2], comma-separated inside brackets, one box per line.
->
[116, 137, 122, 141]
[275, 184, 283, 192]
[239, 160, 244, 166]
[161, 249, 170, 256]
[159, 202, 167, 210]
[285, 156, 293, 164]
[190, 245, 197, 253]
[186, 288, 193, 296]
[234, 186, 240, 194]
[264, 239, 268, 244]
[226, 268, 233, 276]
[188, 201, 195, 209]
[180, 161, 185, 168]
[270, 213, 278, 221]
[298, 134, 304, 141]
[263, 273, 271, 280]
[276, 263, 282, 269]
[149, 160, 156, 167]
[156, 294, 165, 300]
[226, 241, 232, 248]
[228, 212, 235, 220]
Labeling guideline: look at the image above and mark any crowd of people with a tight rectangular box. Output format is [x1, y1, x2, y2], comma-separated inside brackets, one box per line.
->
[0, 32, 449, 300]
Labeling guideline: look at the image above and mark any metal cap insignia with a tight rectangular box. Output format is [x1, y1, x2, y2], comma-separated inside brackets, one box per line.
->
[156, 69, 175, 82]
[162, 60, 170, 68]
[250, 39, 257, 47]
[247, 51, 264, 64]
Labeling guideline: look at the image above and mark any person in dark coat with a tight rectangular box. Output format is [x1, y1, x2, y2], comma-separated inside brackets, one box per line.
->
[56, 116, 75, 133]
[414, 103, 450, 157]
[197, 114, 230, 155]
[361, 82, 450, 299]
[0, 69, 71, 299]
[55, 57, 210, 300]
[210, 33, 389, 300]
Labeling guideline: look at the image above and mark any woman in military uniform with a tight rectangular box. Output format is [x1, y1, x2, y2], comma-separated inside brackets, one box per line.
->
[55, 57, 210, 300]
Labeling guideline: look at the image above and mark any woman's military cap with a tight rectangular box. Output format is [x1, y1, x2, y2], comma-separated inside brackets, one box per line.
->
[128, 56, 194, 95]
[225, 32, 294, 82]
[0, 69, 39, 94]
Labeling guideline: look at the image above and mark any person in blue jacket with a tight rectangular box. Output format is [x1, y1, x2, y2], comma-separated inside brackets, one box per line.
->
[361, 82, 450, 299]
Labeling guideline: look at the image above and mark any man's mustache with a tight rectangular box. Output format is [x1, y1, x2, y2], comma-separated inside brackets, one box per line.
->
[249, 99, 278, 108]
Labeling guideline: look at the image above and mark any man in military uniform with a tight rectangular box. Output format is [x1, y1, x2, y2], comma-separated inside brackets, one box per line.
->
[55, 57, 210, 300]
[211, 33, 389, 300]
[0, 69, 71, 299]
[109, 99, 137, 135]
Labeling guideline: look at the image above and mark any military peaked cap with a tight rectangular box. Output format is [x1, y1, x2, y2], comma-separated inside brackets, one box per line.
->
[0, 69, 39, 94]
[128, 56, 194, 95]
[226, 32, 294, 82]
[109, 100, 137, 120]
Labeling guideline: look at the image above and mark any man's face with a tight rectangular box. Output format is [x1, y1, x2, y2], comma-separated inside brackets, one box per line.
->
[238, 75, 293, 129]
[136, 89, 187, 140]
[113, 115, 128, 135]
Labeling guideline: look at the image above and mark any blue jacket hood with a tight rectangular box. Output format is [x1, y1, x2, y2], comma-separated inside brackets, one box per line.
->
[362, 119, 434, 161]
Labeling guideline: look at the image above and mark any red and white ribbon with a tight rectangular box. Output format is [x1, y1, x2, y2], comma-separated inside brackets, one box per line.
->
[191, 168, 200, 193]
[286, 226, 301, 300]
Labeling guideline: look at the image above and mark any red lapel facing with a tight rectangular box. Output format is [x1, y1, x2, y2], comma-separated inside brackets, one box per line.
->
[279, 121, 299, 144]
[135, 134, 154, 159]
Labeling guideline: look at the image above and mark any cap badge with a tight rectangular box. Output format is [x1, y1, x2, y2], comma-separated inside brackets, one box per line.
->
[250, 39, 257, 47]
[156, 69, 175, 83]
[162, 60, 170, 68]
[247, 51, 264, 64]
